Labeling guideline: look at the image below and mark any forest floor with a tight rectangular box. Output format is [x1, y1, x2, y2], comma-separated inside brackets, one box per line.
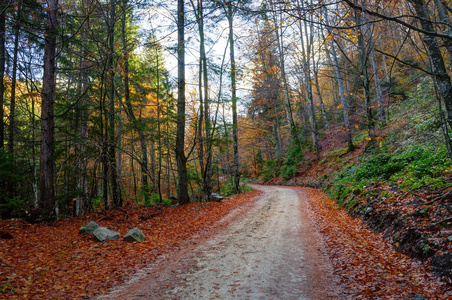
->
[2, 185, 450, 299]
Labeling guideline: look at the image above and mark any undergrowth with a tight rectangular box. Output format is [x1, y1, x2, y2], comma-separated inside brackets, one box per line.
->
[326, 145, 451, 206]
[322, 77, 452, 207]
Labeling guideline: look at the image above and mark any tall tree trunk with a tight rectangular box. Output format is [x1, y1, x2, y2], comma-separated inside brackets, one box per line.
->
[226, 2, 240, 194]
[313, 64, 330, 130]
[108, 0, 121, 207]
[191, 0, 212, 201]
[370, 47, 386, 125]
[195, 1, 205, 200]
[271, 2, 299, 147]
[435, 0, 452, 68]
[408, 0, 452, 131]
[40, 0, 58, 213]
[9, 1, 21, 155]
[356, 12, 374, 136]
[313, 29, 330, 130]
[156, 50, 163, 202]
[75, 2, 89, 216]
[176, 0, 190, 203]
[273, 118, 282, 159]
[297, 0, 320, 155]
[0, 1, 6, 149]
[324, 13, 354, 151]
[362, 10, 386, 125]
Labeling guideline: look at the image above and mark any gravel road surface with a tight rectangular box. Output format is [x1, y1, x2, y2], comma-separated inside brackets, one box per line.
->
[104, 185, 342, 299]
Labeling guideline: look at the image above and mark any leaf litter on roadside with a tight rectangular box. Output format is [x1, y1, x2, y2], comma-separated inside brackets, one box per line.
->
[300, 187, 452, 299]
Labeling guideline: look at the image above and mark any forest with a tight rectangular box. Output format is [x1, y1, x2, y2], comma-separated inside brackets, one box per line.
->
[1, 0, 452, 297]
[0, 0, 449, 218]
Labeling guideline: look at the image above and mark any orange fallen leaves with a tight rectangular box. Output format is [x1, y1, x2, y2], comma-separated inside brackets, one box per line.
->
[299, 187, 452, 299]
[0, 190, 260, 299]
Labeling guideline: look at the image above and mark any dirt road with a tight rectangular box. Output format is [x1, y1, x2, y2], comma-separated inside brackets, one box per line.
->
[104, 185, 342, 299]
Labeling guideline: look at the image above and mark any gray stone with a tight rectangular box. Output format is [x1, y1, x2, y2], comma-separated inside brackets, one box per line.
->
[210, 193, 223, 202]
[123, 228, 145, 242]
[79, 221, 100, 235]
[411, 294, 427, 300]
[92, 227, 120, 242]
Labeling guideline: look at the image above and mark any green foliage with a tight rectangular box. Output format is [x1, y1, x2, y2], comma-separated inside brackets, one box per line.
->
[260, 160, 280, 182]
[220, 178, 253, 197]
[326, 145, 451, 207]
[0, 150, 29, 219]
[355, 153, 405, 180]
[281, 144, 304, 180]
[281, 165, 297, 180]
[285, 144, 304, 165]
[259, 144, 304, 181]
[420, 242, 431, 255]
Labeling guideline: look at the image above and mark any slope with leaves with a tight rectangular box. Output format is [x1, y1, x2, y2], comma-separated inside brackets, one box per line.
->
[300, 187, 451, 298]
[0, 190, 260, 299]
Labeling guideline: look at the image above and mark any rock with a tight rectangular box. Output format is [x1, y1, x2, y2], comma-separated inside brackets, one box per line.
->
[79, 221, 100, 235]
[388, 183, 400, 193]
[210, 193, 223, 202]
[123, 228, 145, 242]
[92, 227, 120, 242]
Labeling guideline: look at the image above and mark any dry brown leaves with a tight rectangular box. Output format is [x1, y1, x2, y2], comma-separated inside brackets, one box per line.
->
[0, 190, 260, 299]
[300, 187, 452, 299]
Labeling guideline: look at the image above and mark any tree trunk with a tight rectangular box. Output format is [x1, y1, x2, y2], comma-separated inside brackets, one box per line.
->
[370, 47, 386, 125]
[273, 119, 282, 159]
[271, 2, 299, 147]
[297, 0, 320, 156]
[0, 1, 6, 149]
[156, 49, 163, 202]
[176, 0, 190, 203]
[75, 1, 89, 216]
[9, 1, 21, 155]
[435, 0, 452, 68]
[40, 0, 58, 213]
[324, 13, 354, 151]
[356, 12, 374, 136]
[313, 64, 330, 130]
[227, 2, 240, 194]
[408, 0, 452, 130]
[108, 0, 121, 208]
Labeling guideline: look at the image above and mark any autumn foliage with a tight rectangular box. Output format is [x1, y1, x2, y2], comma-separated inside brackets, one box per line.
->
[0, 191, 260, 299]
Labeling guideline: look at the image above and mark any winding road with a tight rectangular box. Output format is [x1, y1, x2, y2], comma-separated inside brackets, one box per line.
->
[104, 185, 342, 299]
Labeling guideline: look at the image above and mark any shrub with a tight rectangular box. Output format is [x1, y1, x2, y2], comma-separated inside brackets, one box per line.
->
[260, 160, 280, 182]
[0, 150, 29, 219]
[281, 165, 297, 180]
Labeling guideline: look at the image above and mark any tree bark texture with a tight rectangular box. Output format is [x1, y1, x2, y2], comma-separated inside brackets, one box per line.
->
[408, 0, 452, 130]
[0, 2, 6, 150]
[40, 0, 58, 212]
[227, 2, 240, 194]
[176, 0, 190, 204]
[9, 1, 21, 155]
